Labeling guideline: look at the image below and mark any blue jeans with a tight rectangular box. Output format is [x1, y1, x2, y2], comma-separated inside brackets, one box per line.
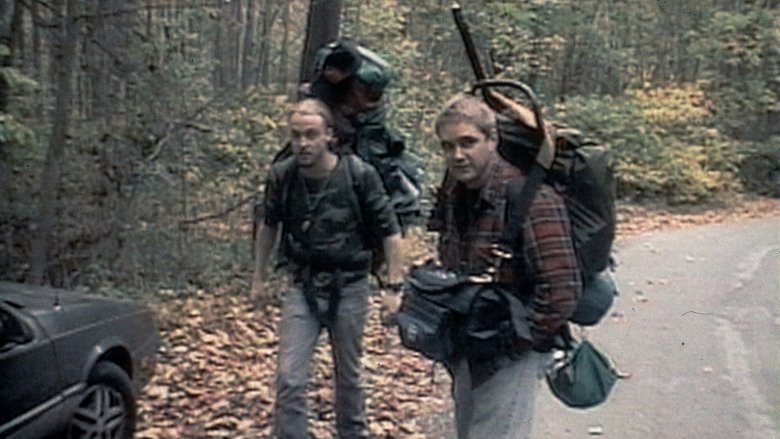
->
[448, 351, 547, 439]
[274, 277, 371, 439]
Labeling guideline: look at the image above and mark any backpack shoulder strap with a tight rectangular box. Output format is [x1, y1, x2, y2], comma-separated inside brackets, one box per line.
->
[341, 154, 367, 232]
[272, 156, 297, 222]
[499, 164, 547, 253]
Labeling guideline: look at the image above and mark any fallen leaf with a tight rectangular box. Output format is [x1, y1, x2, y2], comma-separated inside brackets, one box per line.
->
[588, 425, 604, 435]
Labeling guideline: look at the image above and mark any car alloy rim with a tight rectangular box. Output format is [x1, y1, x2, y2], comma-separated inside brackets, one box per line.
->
[70, 384, 127, 439]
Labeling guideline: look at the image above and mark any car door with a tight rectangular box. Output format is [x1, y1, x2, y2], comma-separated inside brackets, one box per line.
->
[0, 303, 62, 437]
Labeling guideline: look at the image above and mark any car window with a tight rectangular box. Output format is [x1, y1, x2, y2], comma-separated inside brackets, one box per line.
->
[0, 307, 32, 350]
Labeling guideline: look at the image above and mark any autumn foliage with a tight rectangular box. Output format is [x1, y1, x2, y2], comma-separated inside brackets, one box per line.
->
[136, 231, 453, 439]
[137, 289, 452, 438]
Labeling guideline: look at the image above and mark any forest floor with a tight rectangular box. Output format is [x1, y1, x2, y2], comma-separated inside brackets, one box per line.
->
[135, 195, 779, 439]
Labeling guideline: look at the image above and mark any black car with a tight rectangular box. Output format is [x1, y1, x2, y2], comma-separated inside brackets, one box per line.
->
[0, 282, 158, 439]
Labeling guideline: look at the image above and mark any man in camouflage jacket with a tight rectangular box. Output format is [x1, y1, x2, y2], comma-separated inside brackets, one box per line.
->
[251, 99, 404, 439]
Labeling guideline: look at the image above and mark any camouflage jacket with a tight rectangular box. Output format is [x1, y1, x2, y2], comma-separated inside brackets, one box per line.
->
[263, 154, 400, 273]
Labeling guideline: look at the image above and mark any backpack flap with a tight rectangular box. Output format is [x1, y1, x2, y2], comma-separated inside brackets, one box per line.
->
[405, 264, 463, 293]
[396, 290, 457, 361]
[551, 140, 616, 275]
[496, 113, 538, 169]
[396, 263, 480, 361]
[403, 263, 476, 313]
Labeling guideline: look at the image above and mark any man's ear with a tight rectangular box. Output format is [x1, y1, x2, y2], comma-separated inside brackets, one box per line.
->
[325, 126, 336, 146]
[488, 130, 499, 150]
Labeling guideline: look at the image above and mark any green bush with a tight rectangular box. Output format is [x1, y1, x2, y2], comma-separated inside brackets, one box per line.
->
[738, 137, 780, 197]
[555, 84, 745, 203]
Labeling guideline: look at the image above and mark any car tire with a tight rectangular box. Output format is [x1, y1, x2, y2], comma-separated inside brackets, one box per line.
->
[68, 361, 136, 439]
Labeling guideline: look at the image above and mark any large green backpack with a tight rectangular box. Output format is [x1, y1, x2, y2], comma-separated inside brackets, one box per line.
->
[307, 40, 423, 230]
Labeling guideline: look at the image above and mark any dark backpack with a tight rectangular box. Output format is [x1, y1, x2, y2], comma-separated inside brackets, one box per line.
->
[495, 80, 617, 326]
[348, 120, 422, 232]
[497, 120, 616, 278]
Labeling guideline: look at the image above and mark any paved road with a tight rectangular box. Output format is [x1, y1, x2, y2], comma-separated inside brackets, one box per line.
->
[421, 217, 779, 438]
[532, 217, 780, 439]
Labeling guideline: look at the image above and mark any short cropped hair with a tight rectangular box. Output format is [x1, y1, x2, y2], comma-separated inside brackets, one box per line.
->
[288, 98, 334, 129]
[434, 94, 497, 140]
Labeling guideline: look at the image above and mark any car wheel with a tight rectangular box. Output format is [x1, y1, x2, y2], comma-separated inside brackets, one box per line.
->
[69, 361, 136, 439]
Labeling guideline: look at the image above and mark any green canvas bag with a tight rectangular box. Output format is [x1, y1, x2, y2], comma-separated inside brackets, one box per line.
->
[546, 339, 618, 409]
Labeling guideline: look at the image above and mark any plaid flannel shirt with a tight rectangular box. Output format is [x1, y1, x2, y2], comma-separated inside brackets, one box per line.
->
[436, 155, 582, 341]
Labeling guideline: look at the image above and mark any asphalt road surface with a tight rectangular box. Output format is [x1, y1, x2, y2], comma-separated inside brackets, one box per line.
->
[532, 217, 779, 439]
[421, 217, 779, 439]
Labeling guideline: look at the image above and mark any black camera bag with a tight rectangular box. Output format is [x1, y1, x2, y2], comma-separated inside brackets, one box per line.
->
[396, 263, 532, 361]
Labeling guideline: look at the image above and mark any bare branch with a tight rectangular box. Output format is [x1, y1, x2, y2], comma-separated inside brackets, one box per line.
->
[179, 195, 254, 225]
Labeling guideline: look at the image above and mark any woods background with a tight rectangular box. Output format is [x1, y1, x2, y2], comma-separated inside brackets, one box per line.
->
[1, 0, 778, 296]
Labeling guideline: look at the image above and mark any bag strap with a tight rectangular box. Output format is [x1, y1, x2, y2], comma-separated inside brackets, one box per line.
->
[498, 163, 547, 253]
[342, 154, 367, 234]
[275, 159, 297, 242]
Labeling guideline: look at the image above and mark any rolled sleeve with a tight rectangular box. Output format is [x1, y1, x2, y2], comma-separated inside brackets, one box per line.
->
[361, 166, 401, 239]
[263, 167, 284, 227]
[522, 186, 582, 339]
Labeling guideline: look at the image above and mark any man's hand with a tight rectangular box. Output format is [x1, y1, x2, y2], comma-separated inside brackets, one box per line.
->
[251, 223, 278, 305]
[380, 288, 403, 327]
[249, 277, 265, 305]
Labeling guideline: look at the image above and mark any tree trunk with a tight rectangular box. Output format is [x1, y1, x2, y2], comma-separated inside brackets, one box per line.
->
[30, 0, 42, 113]
[0, 0, 15, 112]
[240, 0, 255, 90]
[231, 0, 241, 88]
[299, 0, 343, 84]
[10, 0, 22, 67]
[29, 0, 80, 285]
[257, 0, 277, 87]
[277, 0, 290, 93]
[212, 3, 223, 87]
[213, 1, 232, 88]
[0, 0, 14, 243]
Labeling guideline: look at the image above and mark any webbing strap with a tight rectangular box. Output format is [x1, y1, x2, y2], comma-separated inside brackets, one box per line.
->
[341, 154, 366, 233]
[499, 164, 547, 253]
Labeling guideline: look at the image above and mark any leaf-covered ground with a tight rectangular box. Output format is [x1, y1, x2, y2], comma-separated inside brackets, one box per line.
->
[136, 197, 779, 438]
[136, 227, 449, 439]
[137, 290, 450, 438]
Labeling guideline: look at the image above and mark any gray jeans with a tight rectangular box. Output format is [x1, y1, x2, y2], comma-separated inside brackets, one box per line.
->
[274, 277, 370, 439]
[448, 351, 547, 439]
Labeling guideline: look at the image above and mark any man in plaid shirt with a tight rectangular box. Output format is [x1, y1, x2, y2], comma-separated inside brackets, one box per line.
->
[431, 94, 582, 439]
